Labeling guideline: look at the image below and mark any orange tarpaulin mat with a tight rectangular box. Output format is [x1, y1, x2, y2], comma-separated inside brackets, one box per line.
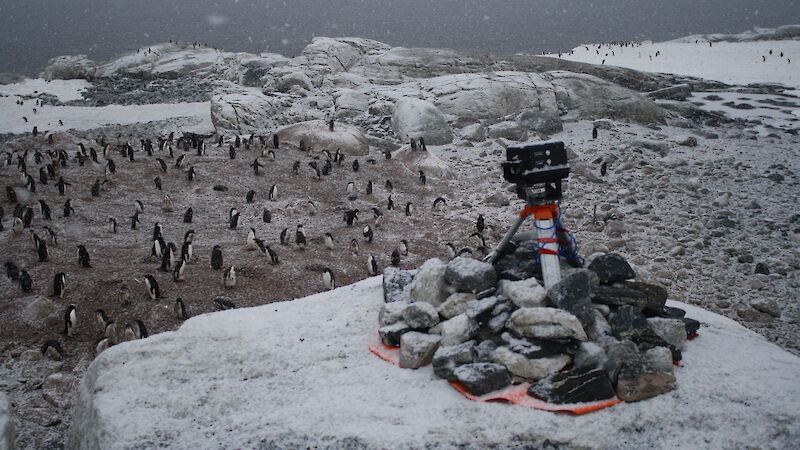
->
[368, 338, 623, 415]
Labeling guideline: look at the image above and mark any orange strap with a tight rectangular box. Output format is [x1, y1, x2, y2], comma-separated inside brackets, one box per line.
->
[520, 204, 559, 221]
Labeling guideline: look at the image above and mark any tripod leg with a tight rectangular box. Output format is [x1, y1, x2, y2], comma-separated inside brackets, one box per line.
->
[536, 218, 561, 290]
[484, 213, 527, 264]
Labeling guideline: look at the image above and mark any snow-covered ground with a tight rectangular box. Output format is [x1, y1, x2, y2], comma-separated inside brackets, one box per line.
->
[68, 277, 800, 449]
[0, 94, 213, 134]
[549, 40, 800, 88]
[0, 78, 91, 102]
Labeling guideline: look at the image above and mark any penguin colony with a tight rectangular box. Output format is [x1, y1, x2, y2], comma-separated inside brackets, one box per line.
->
[1, 126, 496, 364]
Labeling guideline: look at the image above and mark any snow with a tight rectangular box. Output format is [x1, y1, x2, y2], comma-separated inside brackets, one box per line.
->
[68, 277, 800, 449]
[0, 97, 213, 134]
[0, 78, 91, 102]
[549, 40, 800, 88]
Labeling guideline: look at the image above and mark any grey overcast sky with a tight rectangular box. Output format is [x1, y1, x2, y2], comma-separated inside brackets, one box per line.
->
[0, 0, 798, 75]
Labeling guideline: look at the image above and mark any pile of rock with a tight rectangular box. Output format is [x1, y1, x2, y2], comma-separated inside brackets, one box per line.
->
[379, 252, 699, 402]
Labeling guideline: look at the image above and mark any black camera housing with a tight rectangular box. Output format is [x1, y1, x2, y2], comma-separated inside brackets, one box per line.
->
[501, 141, 570, 202]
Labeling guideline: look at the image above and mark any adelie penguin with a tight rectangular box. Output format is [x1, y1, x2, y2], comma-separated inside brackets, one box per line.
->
[41, 340, 64, 361]
[419, 170, 426, 185]
[181, 240, 193, 264]
[154, 177, 162, 190]
[476, 214, 485, 233]
[363, 224, 374, 243]
[405, 202, 414, 217]
[118, 283, 131, 306]
[37, 238, 48, 262]
[268, 184, 278, 201]
[183, 207, 193, 223]
[229, 211, 240, 229]
[295, 224, 306, 249]
[175, 154, 187, 168]
[445, 242, 457, 259]
[5, 262, 20, 281]
[95, 337, 110, 355]
[174, 298, 188, 320]
[367, 254, 379, 276]
[173, 259, 186, 282]
[213, 296, 236, 310]
[600, 162, 608, 177]
[156, 158, 168, 173]
[135, 200, 144, 214]
[279, 228, 289, 245]
[432, 197, 447, 211]
[223, 266, 236, 288]
[211, 245, 223, 269]
[64, 304, 77, 336]
[44, 225, 58, 246]
[63, 199, 75, 218]
[251, 158, 264, 175]
[96, 308, 110, 331]
[19, 269, 33, 292]
[133, 319, 148, 339]
[350, 238, 360, 256]
[246, 190, 256, 203]
[324, 232, 336, 250]
[352, 159, 359, 172]
[262, 208, 271, 223]
[592, 127, 598, 139]
[387, 195, 394, 210]
[246, 228, 258, 250]
[399, 239, 409, 256]
[77, 245, 92, 268]
[53, 272, 66, 297]
[187, 166, 196, 181]
[130, 211, 141, 230]
[143, 274, 160, 300]
[322, 267, 335, 291]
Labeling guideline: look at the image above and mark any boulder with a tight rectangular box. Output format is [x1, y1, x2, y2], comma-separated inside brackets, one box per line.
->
[22, 296, 60, 327]
[616, 363, 676, 402]
[276, 71, 315, 92]
[378, 301, 409, 327]
[392, 146, 457, 180]
[444, 257, 497, 293]
[276, 120, 369, 156]
[644, 347, 675, 373]
[459, 123, 486, 142]
[498, 278, 547, 308]
[391, 98, 453, 145]
[588, 253, 636, 284]
[601, 339, 643, 384]
[486, 121, 528, 141]
[452, 363, 513, 396]
[437, 293, 476, 320]
[482, 192, 511, 207]
[474, 340, 498, 363]
[399, 332, 441, 369]
[465, 296, 502, 321]
[499, 332, 566, 359]
[492, 346, 570, 380]
[646, 318, 687, 350]
[432, 341, 476, 380]
[546, 269, 595, 330]
[402, 302, 440, 330]
[573, 342, 606, 370]
[0, 393, 12, 450]
[548, 71, 666, 124]
[41, 54, 97, 81]
[42, 372, 78, 409]
[439, 314, 479, 346]
[409, 258, 450, 307]
[333, 89, 370, 118]
[622, 139, 670, 157]
[528, 367, 616, 404]
[210, 85, 278, 134]
[646, 84, 691, 101]
[591, 283, 667, 314]
[507, 307, 588, 342]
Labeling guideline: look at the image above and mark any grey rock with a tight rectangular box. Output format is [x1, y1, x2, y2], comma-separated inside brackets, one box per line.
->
[460, 123, 486, 142]
[497, 278, 547, 308]
[403, 302, 440, 330]
[602, 339, 643, 384]
[499, 332, 569, 359]
[382, 268, 415, 303]
[452, 363, 513, 396]
[507, 307, 588, 342]
[493, 346, 570, 381]
[487, 121, 528, 141]
[644, 347, 674, 373]
[379, 301, 409, 327]
[19, 349, 43, 361]
[646, 84, 691, 101]
[622, 139, 670, 157]
[42, 372, 78, 409]
[546, 269, 595, 330]
[444, 257, 497, 293]
[437, 292, 476, 319]
[574, 342, 607, 370]
[439, 314, 479, 346]
[487, 312, 510, 333]
[409, 258, 450, 307]
[474, 340, 497, 363]
[677, 136, 698, 147]
[399, 332, 442, 369]
[392, 98, 453, 145]
[647, 318, 687, 350]
[754, 262, 770, 275]
[750, 298, 780, 318]
[465, 295, 502, 320]
[432, 341, 475, 380]
[378, 321, 411, 347]
[22, 296, 60, 326]
[482, 192, 511, 207]
[616, 362, 676, 402]
[588, 253, 636, 284]
[591, 281, 668, 314]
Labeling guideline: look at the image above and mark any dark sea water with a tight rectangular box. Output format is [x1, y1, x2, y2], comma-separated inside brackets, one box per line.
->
[0, 0, 798, 76]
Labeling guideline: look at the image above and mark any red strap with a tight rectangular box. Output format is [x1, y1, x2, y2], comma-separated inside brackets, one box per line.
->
[538, 249, 560, 255]
[537, 237, 557, 244]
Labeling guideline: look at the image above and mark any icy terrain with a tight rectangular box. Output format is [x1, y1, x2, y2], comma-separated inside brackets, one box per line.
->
[0, 25, 799, 448]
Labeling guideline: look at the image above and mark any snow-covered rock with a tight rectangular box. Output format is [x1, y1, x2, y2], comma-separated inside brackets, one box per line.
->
[352, 46, 493, 83]
[548, 71, 667, 124]
[391, 145, 457, 180]
[276, 119, 369, 156]
[275, 71, 315, 93]
[492, 346, 571, 380]
[210, 85, 279, 134]
[459, 123, 486, 142]
[41, 55, 97, 81]
[333, 88, 370, 118]
[66, 277, 800, 449]
[391, 97, 453, 145]
[409, 258, 450, 307]
[497, 278, 547, 308]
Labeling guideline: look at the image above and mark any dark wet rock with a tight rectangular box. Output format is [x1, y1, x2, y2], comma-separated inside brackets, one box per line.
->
[213, 185, 228, 191]
[432, 341, 475, 380]
[588, 253, 636, 284]
[591, 283, 666, 315]
[378, 321, 411, 347]
[529, 367, 616, 404]
[547, 269, 595, 330]
[500, 332, 569, 359]
[754, 262, 770, 275]
[474, 340, 497, 363]
[682, 318, 700, 337]
[452, 363, 513, 396]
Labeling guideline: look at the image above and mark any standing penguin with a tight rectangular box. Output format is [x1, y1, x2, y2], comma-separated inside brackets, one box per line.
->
[143, 274, 160, 300]
[53, 272, 66, 298]
[391, 249, 401, 267]
[324, 232, 335, 250]
[63, 199, 75, 218]
[174, 298, 188, 320]
[107, 217, 117, 233]
[211, 245, 223, 269]
[187, 166, 196, 181]
[246, 190, 256, 203]
[133, 320, 148, 339]
[600, 162, 608, 177]
[77, 245, 92, 268]
[64, 304, 77, 336]
[399, 239, 409, 256]
[183, 207, 193, 223]
[19, 269, 33, 292]
[229, 211, 240, 229]
[352, 159, 359, 172]
[295, 224, 306, 249]
[173, 259, 186, 282]
[37, 239, 48, 262]
[350, 238, 360, 256]
[592, 127, 598, 139]
[445, 242, 457, 259]
[322, 267, 335, 290]
[247, 228, 257, 250]
[363, 224, 374, 243]
[223, 266, 236, 288]
[130, 211, 141, 230]
[273, 134, 279, 148]
[262, 208, 271, 223]
[387, 195, 394, 210]
[118, 282, 131, 306]
[268, 184, 278, 201]
[39, 200, 51, 220]
[419, 171, 426, 185]
[367, 254, 378, 276]
[405, 202, 414, 217]
[476, 214, 485, 233]
[279, 228, 289, 245]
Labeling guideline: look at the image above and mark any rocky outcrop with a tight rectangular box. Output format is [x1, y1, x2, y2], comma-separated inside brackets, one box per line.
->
[41, 55, 97, 81]
[210, 85, 279, 134]
[391, 98, 453, 145]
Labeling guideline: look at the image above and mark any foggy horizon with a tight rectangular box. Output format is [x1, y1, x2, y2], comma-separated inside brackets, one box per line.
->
[0, 0, 798, 76]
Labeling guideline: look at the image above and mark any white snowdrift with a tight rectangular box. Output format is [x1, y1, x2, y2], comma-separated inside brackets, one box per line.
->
[68, 277, 800, 449]
[0, 97, 213, 134]
[0, 78, 91, 102]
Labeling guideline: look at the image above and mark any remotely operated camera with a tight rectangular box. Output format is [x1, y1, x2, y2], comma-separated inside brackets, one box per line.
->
[501, 141, 570, 203]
